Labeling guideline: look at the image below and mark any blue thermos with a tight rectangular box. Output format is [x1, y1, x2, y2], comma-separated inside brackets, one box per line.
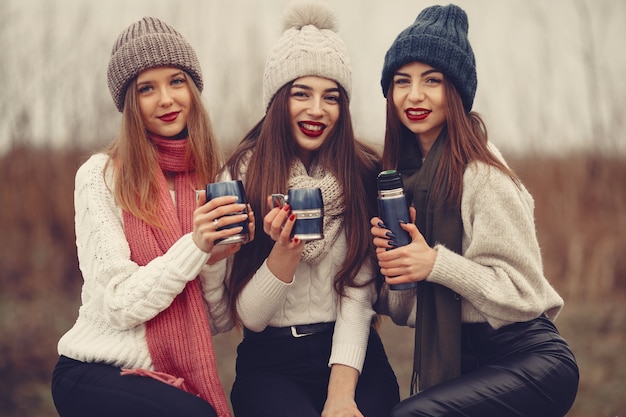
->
[377, 170, 418, 290]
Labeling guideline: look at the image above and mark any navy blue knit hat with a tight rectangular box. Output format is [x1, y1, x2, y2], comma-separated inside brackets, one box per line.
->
[380, 4, 477, 112]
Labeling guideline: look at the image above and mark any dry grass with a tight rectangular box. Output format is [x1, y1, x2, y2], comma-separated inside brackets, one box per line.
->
[1, 147, 625, 416]
[510, 155, 626, 301]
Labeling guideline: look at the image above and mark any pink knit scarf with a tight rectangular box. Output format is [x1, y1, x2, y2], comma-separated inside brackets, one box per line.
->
[122, 135, 231, 417]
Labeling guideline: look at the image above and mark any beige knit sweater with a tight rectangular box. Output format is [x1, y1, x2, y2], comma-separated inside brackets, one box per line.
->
[377, 150, 564, 330]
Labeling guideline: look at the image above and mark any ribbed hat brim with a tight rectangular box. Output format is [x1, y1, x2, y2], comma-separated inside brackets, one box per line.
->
[381, 34, 476, 112]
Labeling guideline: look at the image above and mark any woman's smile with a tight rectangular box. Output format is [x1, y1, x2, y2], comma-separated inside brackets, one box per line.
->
[136, 66, 191, 138]
[392, 62, 447, 146]
[158, 111, 180, 122]
[289, 76, 340, 164]
[405, 108, 431, 121]
[298, 121, 326, 137]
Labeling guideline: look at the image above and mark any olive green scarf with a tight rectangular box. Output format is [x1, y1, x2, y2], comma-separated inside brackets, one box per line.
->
[397, 127, 462, 393]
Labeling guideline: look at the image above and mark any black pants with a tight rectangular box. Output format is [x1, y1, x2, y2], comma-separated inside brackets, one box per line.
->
[51, 356, 218, 417]
[391, 316, 579, 417]
[231, 327, 400, 417]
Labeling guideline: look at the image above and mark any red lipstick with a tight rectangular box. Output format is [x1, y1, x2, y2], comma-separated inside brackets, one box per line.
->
[298, 121, 325, 138]
[158, 112, 179, 122]
[405, 108, 430, 121]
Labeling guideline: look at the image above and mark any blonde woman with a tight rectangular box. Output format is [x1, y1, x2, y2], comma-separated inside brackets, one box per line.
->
[51, 17, 253, 417]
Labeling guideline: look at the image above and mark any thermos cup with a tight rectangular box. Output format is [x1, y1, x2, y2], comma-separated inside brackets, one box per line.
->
[377, 170, 417, 290]
[272, 187, 324, 241]
[205, 180, 250, 245]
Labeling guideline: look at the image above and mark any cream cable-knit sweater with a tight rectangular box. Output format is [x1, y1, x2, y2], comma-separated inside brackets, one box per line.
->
[57, 153, 232, 370]
[219, 170, 377, 374]
[236, 235, 377, 373]
[377, 148, 564, 330]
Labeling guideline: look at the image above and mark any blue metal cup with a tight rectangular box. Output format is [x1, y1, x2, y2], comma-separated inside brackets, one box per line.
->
[289, 188, 324, 241]
[205, 180, 249, 245]
[272, 188, 324, 241]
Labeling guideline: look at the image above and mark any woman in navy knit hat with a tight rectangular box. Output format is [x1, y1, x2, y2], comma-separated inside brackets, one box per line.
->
[370, 4, 579, 416]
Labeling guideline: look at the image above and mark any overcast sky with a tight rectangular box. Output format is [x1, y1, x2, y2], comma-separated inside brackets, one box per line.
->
[1, 0, 625, 156]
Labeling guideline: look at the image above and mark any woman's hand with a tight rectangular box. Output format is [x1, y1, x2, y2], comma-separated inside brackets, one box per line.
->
[263, 196, 304, 250]
[192, 191, 249, 257]
[322, 364, 363, 417]
[264, 195, 305, 283]
[321, 397, 362, 417]
[207, 203, 256, 265]
[246, 203, 256, 242]
[370, 207, 437, 286]
[370, 215, 396, 251]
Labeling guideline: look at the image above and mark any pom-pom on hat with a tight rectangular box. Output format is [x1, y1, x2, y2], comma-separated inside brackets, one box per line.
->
[107, 16, 203, 112]
[380, 4, 477, 112]
[263, 0, 352, 110]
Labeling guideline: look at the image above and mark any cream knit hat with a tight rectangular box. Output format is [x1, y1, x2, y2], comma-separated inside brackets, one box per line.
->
[107, 17, 203, 112]
[263, 0, 352, 109]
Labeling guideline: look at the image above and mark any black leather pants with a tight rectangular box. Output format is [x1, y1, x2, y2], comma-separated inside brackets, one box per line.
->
[391, 316, 579, 417]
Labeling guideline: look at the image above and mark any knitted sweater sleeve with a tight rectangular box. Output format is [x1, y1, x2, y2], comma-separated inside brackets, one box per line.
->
[328, 264, 377, 373]
[427, 162, 564, 329]
[235, 260, 292, 331]
[376, 158, 563, 330]
[235, 234, 377, 373]
[199, 261, 234, 334]
[375, 282, 416, 327]
[76, 154, 212, 330]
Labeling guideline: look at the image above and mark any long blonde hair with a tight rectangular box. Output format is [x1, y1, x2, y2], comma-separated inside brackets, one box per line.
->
[104, 73, 221, 227]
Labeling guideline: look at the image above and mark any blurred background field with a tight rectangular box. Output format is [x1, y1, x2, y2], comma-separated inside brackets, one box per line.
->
[1, 147, 625, 417]
[1, 0, 626, 416]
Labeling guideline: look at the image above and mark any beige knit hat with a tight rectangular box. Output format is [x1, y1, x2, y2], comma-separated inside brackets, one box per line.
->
[107, 17, 203, 112]
[263, 0, 352, 110]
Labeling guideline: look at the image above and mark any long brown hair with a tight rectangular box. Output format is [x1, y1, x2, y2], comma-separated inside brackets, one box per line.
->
[382, 76, 518, 206]
[104, 73, 221, 227]
[223, 82, 381, 323]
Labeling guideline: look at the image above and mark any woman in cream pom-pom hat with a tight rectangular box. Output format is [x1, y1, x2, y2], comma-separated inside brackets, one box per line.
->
[221, 1, 400, 416]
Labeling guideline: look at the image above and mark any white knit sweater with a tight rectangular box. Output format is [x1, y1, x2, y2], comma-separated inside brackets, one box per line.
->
[236, 232, 377, 373]
[377, 150, 564, 330]
[218, 170, 377, 374]
[57, 153, 233, 369]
